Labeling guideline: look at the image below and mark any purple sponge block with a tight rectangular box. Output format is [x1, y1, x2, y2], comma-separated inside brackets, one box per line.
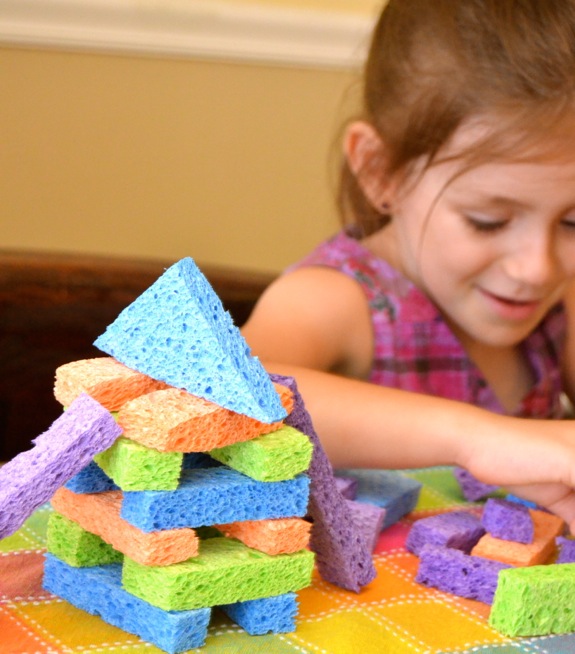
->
[335, 476, 358, 500]
[0, 394, 121, 539]
[94, 257, 285, 423]
[416, 544, 511, 604]
[270, 373, 376, 592]
[556, 536, 575, 563]
[406, 511, 485, 556]
[481, 498, 534, 544]
[345, 499, 386, 553]
[454, 467, 498, 502]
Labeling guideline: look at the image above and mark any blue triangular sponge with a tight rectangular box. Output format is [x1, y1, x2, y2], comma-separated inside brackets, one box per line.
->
[94, 257, 286, 423]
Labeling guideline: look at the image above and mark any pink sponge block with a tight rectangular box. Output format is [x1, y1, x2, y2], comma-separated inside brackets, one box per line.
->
[117, 384, 293, 453]
[217, 517, 311, 555]
[54, 357, 169, 411]
[52, 487, 199, 566]
[0, 394, 122, 539]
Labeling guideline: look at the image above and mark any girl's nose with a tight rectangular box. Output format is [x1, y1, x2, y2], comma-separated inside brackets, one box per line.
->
[503, 235, 559, 289]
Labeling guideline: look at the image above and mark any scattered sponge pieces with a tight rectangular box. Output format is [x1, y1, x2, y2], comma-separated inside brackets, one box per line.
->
[93, 257, 286, 423]
[490, 563, 575, 636]
[481, 498, 534, 544]
[406, 510, 485, 556]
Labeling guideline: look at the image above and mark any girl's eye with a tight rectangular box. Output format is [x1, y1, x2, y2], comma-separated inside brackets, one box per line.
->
[561, 218, 575, 230]
[464, 214, 508, 233]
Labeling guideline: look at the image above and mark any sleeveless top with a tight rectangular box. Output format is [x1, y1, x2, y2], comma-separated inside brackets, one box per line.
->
[291, 230, 567, 418]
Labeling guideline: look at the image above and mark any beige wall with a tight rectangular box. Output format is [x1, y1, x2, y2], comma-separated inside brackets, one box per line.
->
[1, 18, 365, 273]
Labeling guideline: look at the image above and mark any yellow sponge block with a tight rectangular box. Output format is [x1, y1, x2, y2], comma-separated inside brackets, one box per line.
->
[54, 357, 169, 411]
[51, 487, 199, 566]
[117, 383, 294, 452]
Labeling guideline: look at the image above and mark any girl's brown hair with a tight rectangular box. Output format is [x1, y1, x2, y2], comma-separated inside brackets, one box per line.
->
[340, 0, 575, 235]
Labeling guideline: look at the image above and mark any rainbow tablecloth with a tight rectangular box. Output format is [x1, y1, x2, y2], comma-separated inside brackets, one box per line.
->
[1, 467, 572, 654]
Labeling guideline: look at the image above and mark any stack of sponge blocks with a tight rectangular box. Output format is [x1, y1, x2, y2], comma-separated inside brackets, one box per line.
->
[406, 495, 575, 638]
[41, 257, 317, 653]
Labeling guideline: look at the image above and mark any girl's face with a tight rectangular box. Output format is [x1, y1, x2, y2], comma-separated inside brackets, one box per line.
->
[374, 126, 575, 350]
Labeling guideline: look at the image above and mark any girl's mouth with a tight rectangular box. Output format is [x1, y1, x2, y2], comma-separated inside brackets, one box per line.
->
[479, 288, 542, 321]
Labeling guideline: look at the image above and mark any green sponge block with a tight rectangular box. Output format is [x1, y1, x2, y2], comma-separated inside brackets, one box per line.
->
[46, 512, 122, 567]
[94, 436, 183, 491]
[122, 536, 315, 611]
[490, 563, 575, 636]
[209, 426, 313, 482]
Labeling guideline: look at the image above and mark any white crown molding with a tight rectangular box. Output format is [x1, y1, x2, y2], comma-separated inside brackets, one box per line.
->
[0, 0, 373, 69]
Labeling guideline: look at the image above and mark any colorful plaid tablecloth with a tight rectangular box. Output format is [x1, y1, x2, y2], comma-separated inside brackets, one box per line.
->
[1, 466, 572, 654]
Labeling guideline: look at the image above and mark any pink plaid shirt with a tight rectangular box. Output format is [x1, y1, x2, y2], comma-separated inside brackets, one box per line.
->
[292, 230, 567, 418]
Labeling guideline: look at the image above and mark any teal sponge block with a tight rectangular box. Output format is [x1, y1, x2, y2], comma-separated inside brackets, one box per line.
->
[122, 536, 315, 611]
[490, 563, 575, 636]
[120, 467, 310, 531]
[43, 555, 211, 653]
[209, 426, 313, 482]
[94, 437, 183, 491]
[93, 257, 286, 423]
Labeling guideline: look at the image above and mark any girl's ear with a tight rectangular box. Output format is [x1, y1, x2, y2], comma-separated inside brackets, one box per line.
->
[344, 121, 397, 211]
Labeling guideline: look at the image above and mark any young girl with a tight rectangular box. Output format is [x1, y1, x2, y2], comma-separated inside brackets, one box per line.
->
[242, 0, 575, 530]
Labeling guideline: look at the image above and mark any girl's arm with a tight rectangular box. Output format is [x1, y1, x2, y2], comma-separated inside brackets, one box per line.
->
[242, 267, 575, 530]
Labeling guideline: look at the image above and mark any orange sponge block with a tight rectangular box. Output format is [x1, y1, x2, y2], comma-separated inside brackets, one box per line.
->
[51, 487, 199, 566]
[117, 383, 294, 452]
[217, 517, 311, 556]
[471, 509, 564, 567]
[54, 357, 169, 411]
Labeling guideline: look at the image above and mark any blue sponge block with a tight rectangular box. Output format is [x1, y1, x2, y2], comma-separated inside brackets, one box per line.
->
[221, 593, 298, 634]
[336, 469, 422, 528]
[42, 555, 211, 653]
[121, 467, 310, 532]
[65, 461, 118, 493]
[93, 257, 286, 423]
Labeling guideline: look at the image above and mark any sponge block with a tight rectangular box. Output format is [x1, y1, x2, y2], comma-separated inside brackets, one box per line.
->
[216, 517, 311, 555]
[416, 544, 511, 604]
[406, 511, 485, 556]
[54, 357, 169, 411]
[120, 467, 310, 531]
[271, 373, 376, 592]
[336, 469, 422, 528]
[52, 487, 199, 566]
[46, 512, 123, 567]
[43, 555, 211, 653]
[0, 393, 122, 539]
[481, 498, 534, 544]
[94, 437, 183, 491]
[122, 536, 315, 611]
[65, 461, 118, 494]
[209, 425, 313, 482]
[118, 384, 293, 453]
[94, 257, 286, 423]
[221, 593, 298, 635]
[489, 563, 575, 636]
[471, 509, 564, 566]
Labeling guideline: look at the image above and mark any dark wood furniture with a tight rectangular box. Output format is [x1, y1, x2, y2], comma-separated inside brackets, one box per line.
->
[0, 250, 275, 461]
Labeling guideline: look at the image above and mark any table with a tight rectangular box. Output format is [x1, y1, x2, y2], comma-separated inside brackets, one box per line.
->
[1, 467, 572, 653]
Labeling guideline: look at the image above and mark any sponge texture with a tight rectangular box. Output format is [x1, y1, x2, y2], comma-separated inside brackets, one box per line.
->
[52, 487, 199, 566]
[93, 257, 286, 423]
[122, 536, 315, 611]
[271, 373, 376, 592]
[43, 555, 211, 653]
[490, 563, 575, 636]
[406, 511, 485, 556]
[118, 384, 293, 453]
[47, 512, 123, 567]
[120, 467, 310, 532]
[471, 509, 564, 566]
[54, 357, 169, 411]
[209, 425, 313, 482]
[0, 393, 121, 539]
[221, 593, 298, 635]
[94, 437, 183, 491]
[216, 517, 311, 555]
[481, 498, 534, 544]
